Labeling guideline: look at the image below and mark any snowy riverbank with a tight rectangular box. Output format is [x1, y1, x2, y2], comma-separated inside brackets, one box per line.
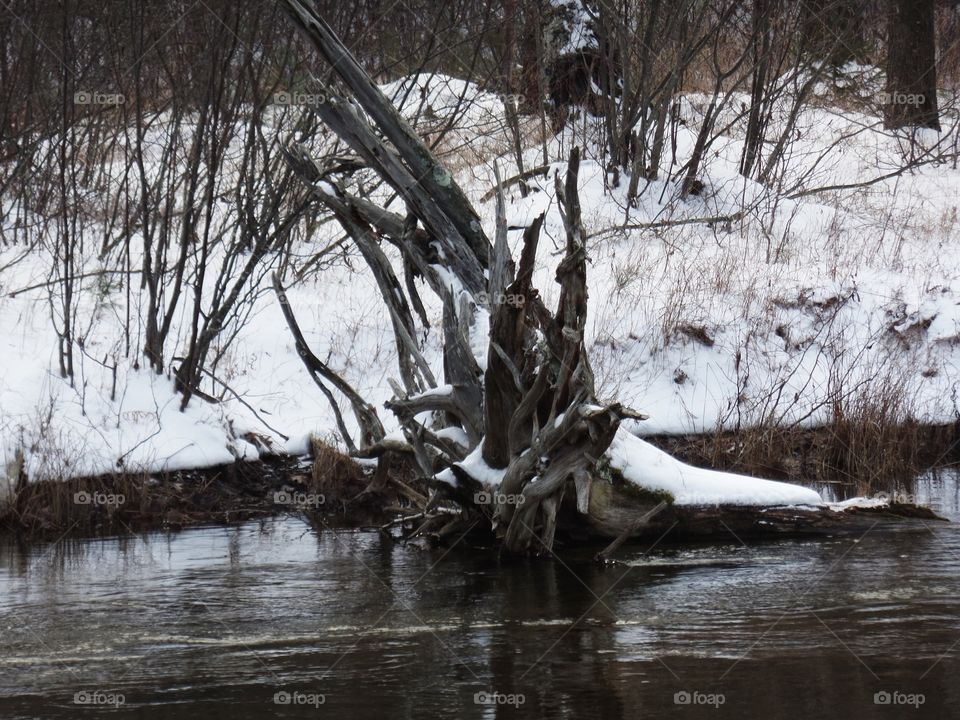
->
[2, 73, 959, 502]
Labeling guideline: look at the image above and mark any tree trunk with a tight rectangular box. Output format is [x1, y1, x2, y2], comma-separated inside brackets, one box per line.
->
[741, 0, 772, 179]
[884, 0, 940, 131]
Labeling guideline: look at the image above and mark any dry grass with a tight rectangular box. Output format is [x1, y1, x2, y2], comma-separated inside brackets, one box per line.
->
[308, 434, 367, 499]
[5, 472, 154, 535]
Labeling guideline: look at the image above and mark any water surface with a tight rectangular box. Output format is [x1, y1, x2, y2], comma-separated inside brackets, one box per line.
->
[2, 473, 958, 718]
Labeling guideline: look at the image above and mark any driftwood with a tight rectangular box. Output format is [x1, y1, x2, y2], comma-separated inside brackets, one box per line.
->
[574, 478, 947, 544]
[281, 1, 489, 264]
[274, 0, 944, 555]
[596, 500, 669, 560]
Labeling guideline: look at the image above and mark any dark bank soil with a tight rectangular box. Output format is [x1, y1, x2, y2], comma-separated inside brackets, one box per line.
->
[2, 424, 955, 541]
[1, 456, 306, 539]
[0, 444, 417, 539]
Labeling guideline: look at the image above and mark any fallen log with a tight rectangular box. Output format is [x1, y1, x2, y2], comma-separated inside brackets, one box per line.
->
[566, 478, 947, 546]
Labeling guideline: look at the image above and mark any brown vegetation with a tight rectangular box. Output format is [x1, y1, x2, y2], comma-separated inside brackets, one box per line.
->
[649, 421, 960, 497]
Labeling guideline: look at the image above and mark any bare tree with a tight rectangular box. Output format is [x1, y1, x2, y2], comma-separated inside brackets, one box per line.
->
[885, 0, 940, 130]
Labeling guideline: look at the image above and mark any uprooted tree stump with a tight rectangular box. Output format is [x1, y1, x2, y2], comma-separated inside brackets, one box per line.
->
[270, 0, 946, 556]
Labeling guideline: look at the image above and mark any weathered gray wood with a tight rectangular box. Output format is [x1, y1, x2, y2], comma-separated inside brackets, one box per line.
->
[487, 165, 514, 305]
[297, 186, 447, 300]
[286, 83, 487, 296]
[482, 214, 544, 469]
[596, 501, 669, 560]
[332, 204, 435, 395]
[441, 291, 484, 445]
[281, 0, 491, 265]
[577, 479, 947, 544]
[551, 147, 594, 414]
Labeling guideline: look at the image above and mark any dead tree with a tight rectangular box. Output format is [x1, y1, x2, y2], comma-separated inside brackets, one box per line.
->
[273, 0, 649, 554]
[271, 1, 934, 553]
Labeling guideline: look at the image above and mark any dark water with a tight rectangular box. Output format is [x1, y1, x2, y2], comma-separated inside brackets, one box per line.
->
[2, 473, 959, 719]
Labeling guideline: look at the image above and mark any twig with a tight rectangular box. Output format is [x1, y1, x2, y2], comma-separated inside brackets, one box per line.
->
[588, 210, 746, 240]
[197, 367, 290, 442]
[596, 501, 669, 561]
[479, 163, 554, 202]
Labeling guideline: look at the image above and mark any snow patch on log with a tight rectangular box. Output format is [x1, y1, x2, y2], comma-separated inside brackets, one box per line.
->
[607, 429, 824, 507]
[438, 444, 509, 489]
[828, 496, 891, 511]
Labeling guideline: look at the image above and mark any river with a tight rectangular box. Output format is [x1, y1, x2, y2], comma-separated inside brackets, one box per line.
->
[1, 472, 958, 718]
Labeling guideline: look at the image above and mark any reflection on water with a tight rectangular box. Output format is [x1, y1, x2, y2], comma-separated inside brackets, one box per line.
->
[914, 469, 960, 519]
[0, 472, 958, 719]
[814, 468, 960, 519]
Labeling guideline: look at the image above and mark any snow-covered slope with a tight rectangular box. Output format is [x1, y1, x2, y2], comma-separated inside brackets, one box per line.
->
[2, 72, 959, 502]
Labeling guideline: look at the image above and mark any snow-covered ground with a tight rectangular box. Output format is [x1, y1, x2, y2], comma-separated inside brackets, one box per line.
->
[2, 72, 959, 508]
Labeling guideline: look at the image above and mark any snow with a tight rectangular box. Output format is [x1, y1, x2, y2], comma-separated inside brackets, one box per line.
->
[829, 496, 890, 511]
[548, 0, 598, 56]
[2, 69, 959, 508]
[408, 385, 454, 400]
[607, 429, 824, 507]
[434, 425, 470, 449]
[444, 427, 825, 507]
[444, 444, 508, 489]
